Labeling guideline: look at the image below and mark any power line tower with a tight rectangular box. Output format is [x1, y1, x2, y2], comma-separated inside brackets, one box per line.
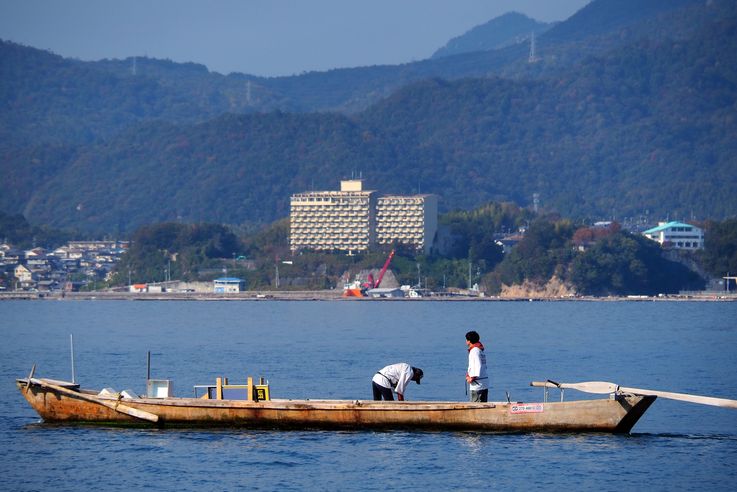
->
[528, 32, 540, 63]
[533, 193, 540, 213]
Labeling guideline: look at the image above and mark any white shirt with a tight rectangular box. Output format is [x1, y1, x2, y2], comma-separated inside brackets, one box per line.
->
[467, 346, 488, 391]
[372, 362, 414, 396]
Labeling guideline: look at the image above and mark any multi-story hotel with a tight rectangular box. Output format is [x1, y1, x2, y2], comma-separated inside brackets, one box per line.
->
[376, 195, 438, 254]
[290, 180, 377, 253]
[290, 180, 437, 254]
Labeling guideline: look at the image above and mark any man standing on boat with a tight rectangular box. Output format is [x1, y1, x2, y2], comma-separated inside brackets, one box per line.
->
[372, 363, 423, 401]
[466, 331, 489, 402]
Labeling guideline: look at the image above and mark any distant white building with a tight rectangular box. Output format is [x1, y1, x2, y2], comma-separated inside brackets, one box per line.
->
[14, 264, 33, 283]
[290, 179, 377, 253]
[642, 221, 704, 250]
[290, 179, 438, 254]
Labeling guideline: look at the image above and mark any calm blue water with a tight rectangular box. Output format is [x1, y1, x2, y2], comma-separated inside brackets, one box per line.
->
[1, 300, 736, 490]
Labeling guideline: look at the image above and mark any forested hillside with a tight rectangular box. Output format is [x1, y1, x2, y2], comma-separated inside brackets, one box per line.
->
[0, 0, 711, 134]
[1, 0, 735, 235]
[20, 113, 389, 232]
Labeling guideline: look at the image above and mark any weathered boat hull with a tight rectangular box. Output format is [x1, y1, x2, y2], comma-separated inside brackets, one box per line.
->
[17, 379, 655, 433]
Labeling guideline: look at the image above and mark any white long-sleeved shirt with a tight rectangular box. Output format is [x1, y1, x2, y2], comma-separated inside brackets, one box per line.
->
[372, 362, 414, 396]
[467, 347, 489, 391]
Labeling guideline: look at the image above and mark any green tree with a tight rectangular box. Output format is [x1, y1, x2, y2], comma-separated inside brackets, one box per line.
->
[0, 210, 77, 249]
[570, 231, 703, 295]
[493, 218, 575, 287]
[112, 222, 241, 284]
[701, 218, 737, 277]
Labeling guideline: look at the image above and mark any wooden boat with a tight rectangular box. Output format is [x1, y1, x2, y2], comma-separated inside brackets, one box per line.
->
[16, 375, 660, 433]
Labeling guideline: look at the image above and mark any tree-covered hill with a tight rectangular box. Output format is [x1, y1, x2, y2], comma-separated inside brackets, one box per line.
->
[20, 112, 394, 233]
[238, 0, 715, 113]
[0, 0, 714, 136]
[363, 13, 737, 218]
[542, 0, 697, 45]
[0, 0, 720, 143]
[0, 42, 288, 146]
[485, 217, 704, 296]
[4, 4, 736, 234]
[2, 0, 736, 235]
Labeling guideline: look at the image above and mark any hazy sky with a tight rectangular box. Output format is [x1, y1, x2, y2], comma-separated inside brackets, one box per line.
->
[1, 0, 590, 77]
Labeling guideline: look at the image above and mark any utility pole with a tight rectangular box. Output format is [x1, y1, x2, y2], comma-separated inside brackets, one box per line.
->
[528, 32, 539, 63]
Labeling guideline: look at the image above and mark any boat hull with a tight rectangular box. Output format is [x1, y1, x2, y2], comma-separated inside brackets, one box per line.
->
[17, 379, 655, 433]
[342, 288, 364, 297]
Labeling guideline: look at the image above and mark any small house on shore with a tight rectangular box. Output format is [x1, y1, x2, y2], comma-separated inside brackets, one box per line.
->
[214, 277, 245, 293]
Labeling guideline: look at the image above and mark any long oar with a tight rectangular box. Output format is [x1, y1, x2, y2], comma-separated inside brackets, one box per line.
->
[531, 380, 737, 409]
[33, 378, 160, 422]
[617, 385, 737, 409]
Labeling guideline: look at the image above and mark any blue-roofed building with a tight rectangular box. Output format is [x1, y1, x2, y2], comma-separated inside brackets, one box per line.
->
[642, 221, 704, 250]
[214, 277, 245, 293]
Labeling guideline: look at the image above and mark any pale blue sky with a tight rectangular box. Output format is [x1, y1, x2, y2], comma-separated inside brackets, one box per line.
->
[0, 0, 590, 77]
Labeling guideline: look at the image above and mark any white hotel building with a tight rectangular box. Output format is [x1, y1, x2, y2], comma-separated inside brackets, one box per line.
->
[642, 221, 704, 250]
[376, 195, 438, 254]
[290, 180, 438, 254]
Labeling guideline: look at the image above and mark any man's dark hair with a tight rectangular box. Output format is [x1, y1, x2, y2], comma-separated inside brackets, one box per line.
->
[465, 330, 480, 343]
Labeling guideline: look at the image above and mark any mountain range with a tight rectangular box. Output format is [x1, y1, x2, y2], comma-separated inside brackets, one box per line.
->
[1, 0, 736, 235]
[431, 12, 552, 59]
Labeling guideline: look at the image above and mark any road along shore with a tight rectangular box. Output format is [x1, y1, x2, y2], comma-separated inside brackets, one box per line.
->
[1, 291, 735, 302]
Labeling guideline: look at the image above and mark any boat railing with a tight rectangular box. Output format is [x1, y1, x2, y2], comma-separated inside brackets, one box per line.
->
[531, 380, 575, 402]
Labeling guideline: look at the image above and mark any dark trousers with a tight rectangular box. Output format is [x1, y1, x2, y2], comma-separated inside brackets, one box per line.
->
[470, 389, 488, 403]
[372, 382, 394, 401]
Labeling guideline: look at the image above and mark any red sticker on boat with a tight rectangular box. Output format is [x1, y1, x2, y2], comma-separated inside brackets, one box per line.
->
[510, 403, 544, 414]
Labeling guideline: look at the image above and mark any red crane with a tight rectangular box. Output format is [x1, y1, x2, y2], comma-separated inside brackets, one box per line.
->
[366, 250, 395, 289]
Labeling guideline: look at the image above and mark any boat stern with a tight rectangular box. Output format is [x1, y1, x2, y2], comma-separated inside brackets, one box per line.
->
[613, 393, 657, 433]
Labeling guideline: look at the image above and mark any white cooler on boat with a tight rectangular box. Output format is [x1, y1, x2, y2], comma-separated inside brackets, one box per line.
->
[147, 379, 172, 398]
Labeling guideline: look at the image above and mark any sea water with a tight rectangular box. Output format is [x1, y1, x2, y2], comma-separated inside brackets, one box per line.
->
[1, 300, 736, 490]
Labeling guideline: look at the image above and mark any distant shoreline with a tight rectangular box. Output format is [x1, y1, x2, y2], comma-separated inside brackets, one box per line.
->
[1, 291, 735, 302]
